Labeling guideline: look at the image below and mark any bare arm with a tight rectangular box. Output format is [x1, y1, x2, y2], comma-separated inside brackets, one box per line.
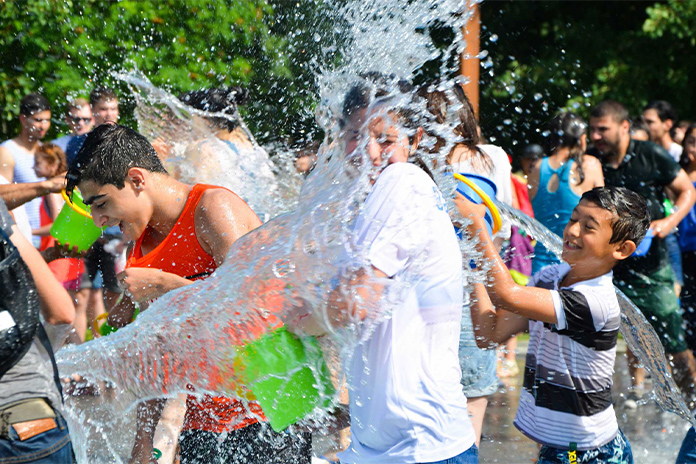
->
[582, 155, 604, 189]
[470, 283, 528, 348]
[9, 224, 74, 325]
[0, 176, 65, 210]
[526, 159, 542, 201]
[652, 169, 696, 238]
[0, 147, 14, 182]
[195, 188, 262, 265]
[454, 194, 558, 324]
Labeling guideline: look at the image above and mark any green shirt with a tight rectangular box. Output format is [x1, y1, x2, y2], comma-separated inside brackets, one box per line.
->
[590, 140, 681, 279]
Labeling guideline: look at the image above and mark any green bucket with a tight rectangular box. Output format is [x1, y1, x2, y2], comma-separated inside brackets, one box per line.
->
[50, 189, 104, 252]
[239, 326, 335, 432]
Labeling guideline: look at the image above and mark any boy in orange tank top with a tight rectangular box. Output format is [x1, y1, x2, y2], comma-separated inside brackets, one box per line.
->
[66, 124, 311, 464]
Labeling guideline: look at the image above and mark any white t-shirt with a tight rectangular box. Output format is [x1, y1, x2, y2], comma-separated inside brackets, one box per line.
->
[669, 142, 683, 163]
[451, 144, 513, 239]
[339, 163, 475, 464]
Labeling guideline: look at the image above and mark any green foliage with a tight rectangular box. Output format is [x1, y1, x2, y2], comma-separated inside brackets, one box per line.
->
[478, 1, 696, 161]
[0, 0, 335, 143]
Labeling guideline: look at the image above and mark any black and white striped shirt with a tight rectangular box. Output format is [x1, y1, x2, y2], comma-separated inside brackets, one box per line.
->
[514, 263, 620, 451]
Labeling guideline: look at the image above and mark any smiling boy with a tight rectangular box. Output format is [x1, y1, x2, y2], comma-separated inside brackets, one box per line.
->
[66, 123, 312, 464]
[457, 186, 649, 464]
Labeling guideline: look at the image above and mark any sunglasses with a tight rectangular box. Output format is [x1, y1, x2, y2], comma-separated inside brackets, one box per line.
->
[69, 116, 93, 123]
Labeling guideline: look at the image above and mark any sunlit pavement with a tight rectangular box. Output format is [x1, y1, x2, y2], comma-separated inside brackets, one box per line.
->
[480, 340, 690, 463]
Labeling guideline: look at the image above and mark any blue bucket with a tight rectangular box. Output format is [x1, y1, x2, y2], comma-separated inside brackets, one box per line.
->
[455, 173, 497, 237]
[632, 229, 654, 257]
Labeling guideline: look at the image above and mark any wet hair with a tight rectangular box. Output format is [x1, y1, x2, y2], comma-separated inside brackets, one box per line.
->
[89, 87, 118, 106]
[590, 100, 629, 124]
[541, 112, 587, 182]
[179, 86, 249, 131]
[341, 75, 434, 179]
[66, 124, 167, 194]
[20, 93, 50, 116]
[679, 123, 696, 168]
[630, 116, 649, 137]
[644, 100, 678, 123]
[580, 186, 650, 246]
[36, 143, 67, 175]
[418, 83, 492, 172]
[67, 98, 90, 112]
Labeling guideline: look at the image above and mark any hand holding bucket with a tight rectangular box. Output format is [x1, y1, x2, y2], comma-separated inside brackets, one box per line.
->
[453, 172, 502, 236]
[50, 189, 104, 252]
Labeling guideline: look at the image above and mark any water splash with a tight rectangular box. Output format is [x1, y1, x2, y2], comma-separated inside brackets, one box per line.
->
[495, 201, 696, 429]
[57, 1, 476, 462]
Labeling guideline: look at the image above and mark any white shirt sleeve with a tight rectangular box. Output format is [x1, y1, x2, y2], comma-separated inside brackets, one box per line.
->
[353, 165, 432, 278]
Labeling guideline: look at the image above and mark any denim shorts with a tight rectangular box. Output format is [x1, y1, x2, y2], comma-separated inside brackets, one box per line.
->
[460, 308, 497, 397]
[0, 413, 73, 464]
[537, 429, 632, 464]
[420, 444, 478, 464]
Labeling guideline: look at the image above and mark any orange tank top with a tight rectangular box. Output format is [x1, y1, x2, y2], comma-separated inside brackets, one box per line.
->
[126, 183, 266, 433]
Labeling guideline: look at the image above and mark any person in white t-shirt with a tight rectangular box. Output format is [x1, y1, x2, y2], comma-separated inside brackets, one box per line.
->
[290, 80, 477, 463]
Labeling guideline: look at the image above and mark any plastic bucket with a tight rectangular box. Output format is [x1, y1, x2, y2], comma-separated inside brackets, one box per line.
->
[50, 189, 103, 252]
[454, 173, 501, 236]
[632, 229, 654, 257]
[239, 326, 335, 432]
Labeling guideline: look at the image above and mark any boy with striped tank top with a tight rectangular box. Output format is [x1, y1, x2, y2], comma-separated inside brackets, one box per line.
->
[66, 124, 311, 463]
[456, 186, 649, 464]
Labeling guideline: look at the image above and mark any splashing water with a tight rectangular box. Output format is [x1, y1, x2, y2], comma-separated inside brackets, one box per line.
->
[495, 201, 696, 429]
[116, 70, 299, 218]
[57, 1, 477, 462]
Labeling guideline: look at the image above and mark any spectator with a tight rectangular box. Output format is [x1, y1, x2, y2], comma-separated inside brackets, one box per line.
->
[52, 98, 94, 154]
[643, 100, 682, 162]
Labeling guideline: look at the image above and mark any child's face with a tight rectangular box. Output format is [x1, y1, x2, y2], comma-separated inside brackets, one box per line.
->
[562, 199, 621, 267]
[33, 155, 55, 178]
[80, 177, 151, 242]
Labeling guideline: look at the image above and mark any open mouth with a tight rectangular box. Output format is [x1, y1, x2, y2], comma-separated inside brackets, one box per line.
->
[563, 240, 581, 250]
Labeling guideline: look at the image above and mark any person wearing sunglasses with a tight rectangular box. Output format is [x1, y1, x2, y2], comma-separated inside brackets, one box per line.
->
[52, 98, 94, 155]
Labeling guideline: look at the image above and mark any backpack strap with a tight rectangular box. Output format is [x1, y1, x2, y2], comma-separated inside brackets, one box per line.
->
[35, 324, 64, 404]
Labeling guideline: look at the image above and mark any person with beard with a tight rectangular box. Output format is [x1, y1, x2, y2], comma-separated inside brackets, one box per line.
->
[588, 100, 696, 409]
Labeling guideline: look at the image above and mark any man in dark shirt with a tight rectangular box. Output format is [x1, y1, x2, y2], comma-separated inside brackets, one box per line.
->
[588, 100, 696, 408]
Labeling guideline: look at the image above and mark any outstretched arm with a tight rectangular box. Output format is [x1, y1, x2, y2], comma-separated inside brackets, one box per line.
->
[470, 283, 528, 348]
[454, 193, 558, 324]
[0, 176, 65, 210]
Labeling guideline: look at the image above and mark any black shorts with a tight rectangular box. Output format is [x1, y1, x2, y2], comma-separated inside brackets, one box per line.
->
[179, 422, 311, 464]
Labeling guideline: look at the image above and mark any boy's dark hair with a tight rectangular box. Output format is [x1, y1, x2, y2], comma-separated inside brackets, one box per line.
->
[644, 100, 678, 123]
[581, 186, 650, 246]
[20, 93, 50, 116]
[179, 86, 248, 132]
[66, 124, 167, 194]
[89, 86, 118, 106]
[590, 100, 629, 124]
[630, 116, 649, 136]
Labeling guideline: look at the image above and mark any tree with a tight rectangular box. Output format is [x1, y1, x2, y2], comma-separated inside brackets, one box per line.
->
[0, 0, 335, 144]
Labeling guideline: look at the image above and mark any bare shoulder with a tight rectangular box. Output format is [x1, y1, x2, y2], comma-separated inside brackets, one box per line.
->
[581, 154, 602, 170]
[196, 187, 262, 232]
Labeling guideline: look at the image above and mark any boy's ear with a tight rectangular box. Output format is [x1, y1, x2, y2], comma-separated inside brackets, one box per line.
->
[613, 239, 636, 261]
[126, 167, 147, 191]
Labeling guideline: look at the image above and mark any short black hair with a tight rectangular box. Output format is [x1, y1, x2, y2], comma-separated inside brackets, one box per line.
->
[89, 86, 118, 106]
[644, 100, 678, 123]
[580, 186, 650, 246]
[179, 86, 248, 132]
[590, 100, 629, 124]
[66, 124, 167, 194]
[20, 93, 50, 116]
[630, 116, 649, 136]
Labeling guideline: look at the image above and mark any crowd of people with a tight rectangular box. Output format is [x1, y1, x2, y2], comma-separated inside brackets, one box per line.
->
[3, 76, 696, 464]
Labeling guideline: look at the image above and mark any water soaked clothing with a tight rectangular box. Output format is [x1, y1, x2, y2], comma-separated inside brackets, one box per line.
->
[516, 263, 622, 451]
[531, 157, 580, 274]
[126, 183, 310, 459]
[590, 140, 687, 353]
[339, 163, 476, 463]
